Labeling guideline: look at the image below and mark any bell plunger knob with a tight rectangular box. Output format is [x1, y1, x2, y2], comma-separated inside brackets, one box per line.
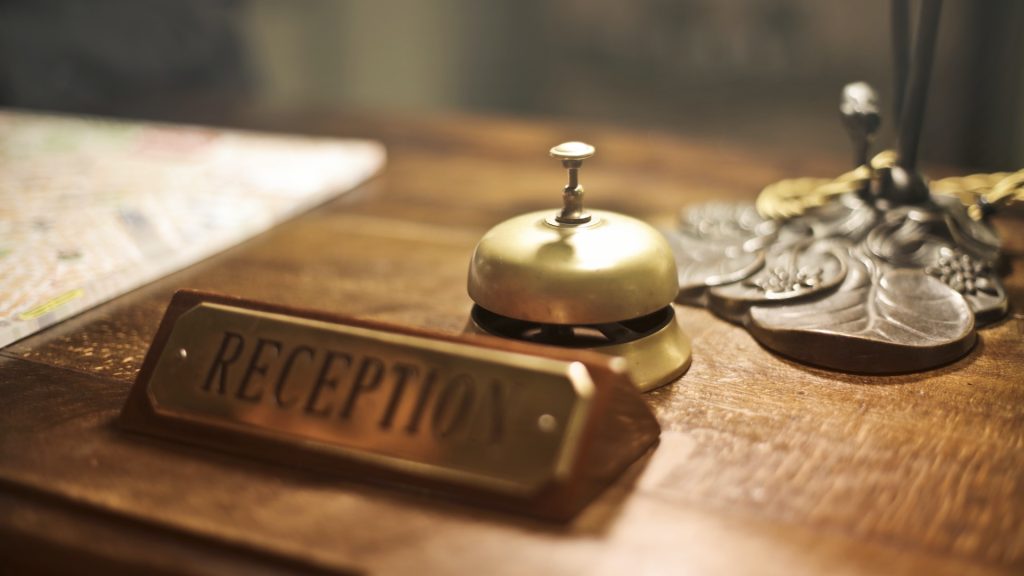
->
[550, 141, 595, 225]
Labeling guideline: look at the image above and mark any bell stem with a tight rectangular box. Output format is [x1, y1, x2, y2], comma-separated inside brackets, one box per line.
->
[556, 159, 591, 224]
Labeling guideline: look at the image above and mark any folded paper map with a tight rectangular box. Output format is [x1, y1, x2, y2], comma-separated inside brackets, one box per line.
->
[0, 109, 386, 349]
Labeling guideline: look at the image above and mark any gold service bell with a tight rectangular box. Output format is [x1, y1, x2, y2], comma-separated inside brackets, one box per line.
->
[467, 142, 691, 392]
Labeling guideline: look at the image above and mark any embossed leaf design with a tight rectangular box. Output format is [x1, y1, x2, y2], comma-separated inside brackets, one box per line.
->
[663, 203, 778, 294]
[747, 251, 975, 372]
[669, 195, 1005, 372]
[703, 241, 847, 323]
[665, 230, 764, 293]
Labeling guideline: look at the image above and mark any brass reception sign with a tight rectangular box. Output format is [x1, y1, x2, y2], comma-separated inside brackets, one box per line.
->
[121, 291, 661, 520]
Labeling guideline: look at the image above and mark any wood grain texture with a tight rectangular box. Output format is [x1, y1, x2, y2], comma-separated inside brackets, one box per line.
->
[1, 110, 1022, 575]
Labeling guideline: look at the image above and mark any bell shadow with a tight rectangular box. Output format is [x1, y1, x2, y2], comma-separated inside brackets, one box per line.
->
[535, 233, 580, 262]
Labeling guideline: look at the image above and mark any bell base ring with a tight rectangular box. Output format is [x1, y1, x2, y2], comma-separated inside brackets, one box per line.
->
[468, 305, 691, 393]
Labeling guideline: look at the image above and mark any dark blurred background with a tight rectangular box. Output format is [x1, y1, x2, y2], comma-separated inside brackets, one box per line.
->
[1, 0, 1021, 170]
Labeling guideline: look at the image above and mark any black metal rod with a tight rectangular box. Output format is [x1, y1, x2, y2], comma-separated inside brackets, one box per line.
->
[891, 0, 911, 123]
[896, 0, 942, 171]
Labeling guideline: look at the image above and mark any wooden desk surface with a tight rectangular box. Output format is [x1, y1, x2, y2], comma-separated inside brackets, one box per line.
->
[1, 111, 1022, 575]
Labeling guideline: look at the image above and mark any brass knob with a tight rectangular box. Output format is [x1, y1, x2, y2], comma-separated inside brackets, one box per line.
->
[839, 82, 881, 169]
[549, 142, 595, 225]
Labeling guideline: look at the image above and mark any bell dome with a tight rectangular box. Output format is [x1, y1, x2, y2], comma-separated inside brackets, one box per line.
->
[468, 209, 679, 324]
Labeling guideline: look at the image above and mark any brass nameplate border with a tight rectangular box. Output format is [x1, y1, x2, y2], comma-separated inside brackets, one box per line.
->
[120, 290, 660, 521]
